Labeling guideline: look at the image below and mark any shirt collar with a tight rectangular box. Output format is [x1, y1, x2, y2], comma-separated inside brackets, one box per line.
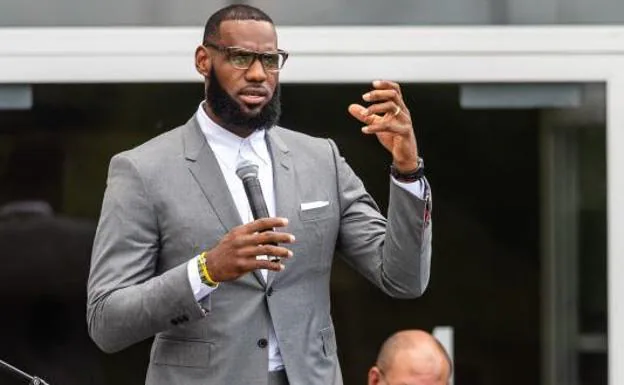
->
[196, 103, 271, 167]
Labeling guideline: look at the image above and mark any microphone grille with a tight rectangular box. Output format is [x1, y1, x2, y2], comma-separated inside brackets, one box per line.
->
[235, 159, 259, 180]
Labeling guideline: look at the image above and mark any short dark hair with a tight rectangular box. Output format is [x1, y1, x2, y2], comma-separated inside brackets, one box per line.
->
[203, 4, 274, 45]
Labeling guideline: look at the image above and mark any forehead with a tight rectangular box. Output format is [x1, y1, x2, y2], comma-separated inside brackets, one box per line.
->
[385, 354, 442, 385]
[385, 370, 439, 385]
[218, 20, 277, 51]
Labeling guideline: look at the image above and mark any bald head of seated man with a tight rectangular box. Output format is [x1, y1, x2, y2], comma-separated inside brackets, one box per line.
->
[368, 330, 452, 385]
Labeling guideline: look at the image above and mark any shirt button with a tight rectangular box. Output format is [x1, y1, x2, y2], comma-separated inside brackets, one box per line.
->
[257, 338, 268, 349]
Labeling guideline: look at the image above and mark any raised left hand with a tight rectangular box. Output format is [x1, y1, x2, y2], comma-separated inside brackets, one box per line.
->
[348, 80, 419, 172]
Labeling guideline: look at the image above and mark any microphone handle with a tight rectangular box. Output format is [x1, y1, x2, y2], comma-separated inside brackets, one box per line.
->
[242, 177, 280, 262]
[243, 177, 270, 220]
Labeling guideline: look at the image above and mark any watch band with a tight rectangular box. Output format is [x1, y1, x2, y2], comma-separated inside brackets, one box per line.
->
[390, 157, 425, 183]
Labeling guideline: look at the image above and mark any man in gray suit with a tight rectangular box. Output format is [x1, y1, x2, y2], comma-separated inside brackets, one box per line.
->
[87, 4, 432, 385]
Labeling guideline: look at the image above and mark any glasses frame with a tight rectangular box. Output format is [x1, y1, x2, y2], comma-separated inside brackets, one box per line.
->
[203, 42, 289, 72]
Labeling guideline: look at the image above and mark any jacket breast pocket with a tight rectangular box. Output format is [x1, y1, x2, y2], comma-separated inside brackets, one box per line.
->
[152, 337, 213, 368]
[299, 201, 332, 222]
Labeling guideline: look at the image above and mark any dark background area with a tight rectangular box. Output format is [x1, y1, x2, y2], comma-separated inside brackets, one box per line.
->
[0, 83, 540, 385]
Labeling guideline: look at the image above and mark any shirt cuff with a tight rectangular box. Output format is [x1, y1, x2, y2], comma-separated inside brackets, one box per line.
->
[187, 255, 218, 301]
[391, 177, 426, 199]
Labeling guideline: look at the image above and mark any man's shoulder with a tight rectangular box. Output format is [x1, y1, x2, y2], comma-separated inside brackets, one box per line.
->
[113, 120, 191, 165]
[271, 125, 333, 152]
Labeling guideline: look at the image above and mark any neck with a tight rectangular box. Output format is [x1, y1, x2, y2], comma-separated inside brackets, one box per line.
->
[202, 102, 255, 138]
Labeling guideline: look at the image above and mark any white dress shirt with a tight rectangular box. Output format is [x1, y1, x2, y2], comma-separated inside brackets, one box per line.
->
[186, 103, 425, 372]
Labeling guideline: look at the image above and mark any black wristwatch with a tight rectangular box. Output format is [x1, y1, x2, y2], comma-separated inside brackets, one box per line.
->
[390, 157, 425, 183]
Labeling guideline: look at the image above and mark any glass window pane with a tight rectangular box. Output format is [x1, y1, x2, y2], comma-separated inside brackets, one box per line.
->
[578, 126, 607, 335]
[0, 82, 607, 385]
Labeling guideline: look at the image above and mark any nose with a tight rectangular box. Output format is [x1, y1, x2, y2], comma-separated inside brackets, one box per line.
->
[245, 57, 268, 82]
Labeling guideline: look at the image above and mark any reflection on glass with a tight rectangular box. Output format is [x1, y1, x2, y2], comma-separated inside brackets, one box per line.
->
[540, 84, 607, 385]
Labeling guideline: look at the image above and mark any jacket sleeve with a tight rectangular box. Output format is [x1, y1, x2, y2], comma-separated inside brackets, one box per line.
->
[329, 139, 432, 298]
[87, 154, 206, 353]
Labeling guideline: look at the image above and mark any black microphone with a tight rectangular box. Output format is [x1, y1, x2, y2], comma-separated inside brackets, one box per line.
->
[235, 159, 280, 262]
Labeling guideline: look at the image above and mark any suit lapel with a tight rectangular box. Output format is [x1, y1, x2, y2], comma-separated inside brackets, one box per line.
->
[184, 117, 266, 288]
[183, 117, 242, 232]
[266, 128, 297, 288]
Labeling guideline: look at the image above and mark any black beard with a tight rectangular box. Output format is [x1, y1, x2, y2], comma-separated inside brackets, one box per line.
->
[205, 67, 281, 131]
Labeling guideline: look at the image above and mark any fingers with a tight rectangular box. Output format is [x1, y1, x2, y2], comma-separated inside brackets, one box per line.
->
[362, 89, 400, 103]
[364, 89, 404, 119]
[232, 230, 295, 248]
[242, 217, 289, 233]
[366, 81, 404, 108]
[237, 244, 294, 260]
[239, 244, 292, 273]
[233, 226, 295, 267]
[363, 122, 411, 135]
[350, 101, 403, 132]
[365, 101, 402, 118]
[255, 259, 286, 272]
[204, 217, 297, 281]
[349, 80, 408, 124]
[254, 230, 296, 245]
[372, 80, 402, 96]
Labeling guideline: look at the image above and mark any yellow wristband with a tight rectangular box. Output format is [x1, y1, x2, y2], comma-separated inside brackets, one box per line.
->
[198, 252, 219, 288]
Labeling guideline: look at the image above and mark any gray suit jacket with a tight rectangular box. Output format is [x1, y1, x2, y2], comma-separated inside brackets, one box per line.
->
[87, 116, 432, 385]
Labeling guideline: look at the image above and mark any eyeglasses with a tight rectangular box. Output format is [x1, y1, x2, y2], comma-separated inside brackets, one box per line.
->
[204, 42, 289, 72]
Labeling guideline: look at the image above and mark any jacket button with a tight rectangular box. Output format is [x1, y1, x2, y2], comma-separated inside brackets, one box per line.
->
[170, 319, 179, 326]
[266, 287, 274, 297]
[257, 338, 268, 349]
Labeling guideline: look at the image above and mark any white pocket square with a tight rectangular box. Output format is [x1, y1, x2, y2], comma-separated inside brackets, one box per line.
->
[300, 201, 329, 211]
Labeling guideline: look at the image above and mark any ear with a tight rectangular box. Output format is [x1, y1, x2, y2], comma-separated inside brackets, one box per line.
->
[195, 45, 211, 77]
[368, 366, 382, 385]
